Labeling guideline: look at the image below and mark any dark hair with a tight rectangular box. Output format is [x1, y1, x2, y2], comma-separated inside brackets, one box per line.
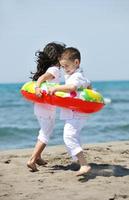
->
[60, 47, 81, 62]
[31, 42, 66, 80]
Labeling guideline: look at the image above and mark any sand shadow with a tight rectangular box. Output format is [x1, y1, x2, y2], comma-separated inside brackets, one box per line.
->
[50, 163, 129, 182]
[78, 163, 129, 182]
[51, 162, 80, 172]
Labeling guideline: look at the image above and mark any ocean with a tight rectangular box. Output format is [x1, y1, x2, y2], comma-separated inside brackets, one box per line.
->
[0, 80, 129, 150]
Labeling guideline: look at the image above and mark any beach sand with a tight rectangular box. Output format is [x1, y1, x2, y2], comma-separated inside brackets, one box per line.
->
[0, 141, 129, 200]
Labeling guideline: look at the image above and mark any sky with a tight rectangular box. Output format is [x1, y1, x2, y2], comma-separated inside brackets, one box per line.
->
[0, 0, 129, 83]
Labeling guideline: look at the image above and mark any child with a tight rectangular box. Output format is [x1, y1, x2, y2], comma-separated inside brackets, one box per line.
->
[27, 42, 66, 172]
[48, 47, 91, 176]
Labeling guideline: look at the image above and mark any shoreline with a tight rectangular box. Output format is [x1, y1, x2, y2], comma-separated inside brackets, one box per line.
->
[0, 141, 129, 200]
[0, 139, 128, 153]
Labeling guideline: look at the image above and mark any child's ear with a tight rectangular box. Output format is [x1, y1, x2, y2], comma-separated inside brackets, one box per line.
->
[75, 59, 80, 65]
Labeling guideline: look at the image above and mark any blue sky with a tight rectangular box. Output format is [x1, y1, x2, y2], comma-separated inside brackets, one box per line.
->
[0, 0, 129, 83]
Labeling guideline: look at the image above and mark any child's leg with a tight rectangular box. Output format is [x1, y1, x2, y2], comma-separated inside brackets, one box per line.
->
[38, 115, 55, 155]
[76, 151, 91, 176]
[63, 119, 84, 159]
[71, 155, 78, 162]
[63, 118, 91, 175]
[27, 140, 46, 171]
[27, 116, 55, 171]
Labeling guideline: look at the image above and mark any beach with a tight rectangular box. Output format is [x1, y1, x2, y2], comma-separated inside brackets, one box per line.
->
[0, 141, 129, 200]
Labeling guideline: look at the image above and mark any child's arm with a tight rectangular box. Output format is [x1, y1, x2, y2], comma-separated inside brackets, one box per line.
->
[48, 84, 77, 95]
[35, 72, 55, 97]
[36, 73, 54, 87]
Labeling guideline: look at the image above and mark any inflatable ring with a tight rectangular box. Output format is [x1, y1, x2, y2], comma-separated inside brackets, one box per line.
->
[21, 81, 105, 114]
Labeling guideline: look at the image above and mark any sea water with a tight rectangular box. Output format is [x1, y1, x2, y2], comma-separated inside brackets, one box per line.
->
[0, 80, 129, 150]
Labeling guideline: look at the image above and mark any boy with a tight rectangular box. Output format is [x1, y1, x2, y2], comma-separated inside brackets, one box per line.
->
[48, 47, 91, 176]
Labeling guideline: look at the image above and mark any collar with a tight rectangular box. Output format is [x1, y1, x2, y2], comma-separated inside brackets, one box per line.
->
[64, 68, 83, 79]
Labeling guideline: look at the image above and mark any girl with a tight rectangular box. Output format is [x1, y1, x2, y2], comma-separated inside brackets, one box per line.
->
[27, 42, 66, 172]
[48, 47, 91, 176]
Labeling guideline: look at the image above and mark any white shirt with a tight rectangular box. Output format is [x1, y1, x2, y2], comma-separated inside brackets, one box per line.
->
[34, 66, 60, 118]
[65, 68, 91, 88]
[46, 66, 60, 83]
[60, 68, 91, 120]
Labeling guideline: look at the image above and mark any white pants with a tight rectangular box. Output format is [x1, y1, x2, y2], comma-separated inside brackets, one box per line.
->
[63, 118, 86, 161]
[36, 115, 55, 144]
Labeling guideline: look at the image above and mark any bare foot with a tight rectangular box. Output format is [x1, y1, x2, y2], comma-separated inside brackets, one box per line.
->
[36, 158, 47, 166]
[27, 161, 38, 172]
[76, 165, 91, 176]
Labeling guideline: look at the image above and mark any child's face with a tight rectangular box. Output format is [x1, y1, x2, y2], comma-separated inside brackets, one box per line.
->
[60, 59, 80, 75]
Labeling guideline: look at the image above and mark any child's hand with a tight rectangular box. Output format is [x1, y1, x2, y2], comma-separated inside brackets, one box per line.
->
[48, 87, 57, 95]
[35, 87, 43, 97]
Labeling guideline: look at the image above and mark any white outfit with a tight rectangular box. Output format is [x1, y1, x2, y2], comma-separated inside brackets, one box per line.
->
[61, 68, 91, 160]
[34, 66, 60, 144]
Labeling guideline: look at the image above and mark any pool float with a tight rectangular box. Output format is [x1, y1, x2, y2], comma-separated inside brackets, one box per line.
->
[21, 81, 105, 113]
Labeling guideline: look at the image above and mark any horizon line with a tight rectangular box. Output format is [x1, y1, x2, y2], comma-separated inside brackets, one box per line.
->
[0, 79, 129, 84]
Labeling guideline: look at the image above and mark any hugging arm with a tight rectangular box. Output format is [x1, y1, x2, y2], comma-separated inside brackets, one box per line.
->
[35, 72, 55, 97]
[48, 84, 77, 95]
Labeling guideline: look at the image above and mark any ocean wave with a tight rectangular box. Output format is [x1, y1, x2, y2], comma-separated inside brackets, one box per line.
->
[0, 127, 38, 137]
[112, 99, 129, 103]
[0, 103, 32, 108]
[100, 123, 129, 133]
